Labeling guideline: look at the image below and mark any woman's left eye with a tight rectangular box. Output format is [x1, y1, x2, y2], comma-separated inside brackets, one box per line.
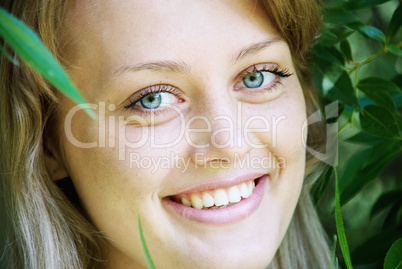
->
[241, 71, 275, 88]
[234, 65, 292, 91]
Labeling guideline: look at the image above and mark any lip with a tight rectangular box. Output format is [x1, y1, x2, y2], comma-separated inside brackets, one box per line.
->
[162, 175, 268, 225]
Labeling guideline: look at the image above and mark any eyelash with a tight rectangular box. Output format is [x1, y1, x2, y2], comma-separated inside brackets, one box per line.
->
[243, 65, 292, 78]
[236, 64, 292, 91]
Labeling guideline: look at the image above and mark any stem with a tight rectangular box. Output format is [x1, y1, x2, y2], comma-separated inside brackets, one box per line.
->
[348, 49, 386, 75]
[338, 121, 350, 135]
[338, 109, 356, 136]
[350, 109, 356, 128]
[354, 67, 360, 95]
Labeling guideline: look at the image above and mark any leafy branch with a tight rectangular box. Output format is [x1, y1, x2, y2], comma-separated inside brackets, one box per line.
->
[313, 1, 402, 268]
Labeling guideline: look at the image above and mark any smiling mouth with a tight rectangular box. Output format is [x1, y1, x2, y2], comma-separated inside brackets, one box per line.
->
[169, 178, 261, 210]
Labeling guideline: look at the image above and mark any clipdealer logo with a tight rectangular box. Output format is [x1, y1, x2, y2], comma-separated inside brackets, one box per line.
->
[63, 101, 338, 166]
[128, 152, 286, 173]
[64, 102, 287, 160]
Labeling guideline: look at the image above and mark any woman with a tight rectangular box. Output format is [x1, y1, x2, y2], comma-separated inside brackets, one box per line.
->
[0, 0, 331, 268]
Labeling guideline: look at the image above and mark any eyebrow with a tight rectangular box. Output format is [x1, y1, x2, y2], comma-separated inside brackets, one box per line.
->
[113, 60, 191, 76]
[232, 38, 283, 63]
[113, 38, 283, 76]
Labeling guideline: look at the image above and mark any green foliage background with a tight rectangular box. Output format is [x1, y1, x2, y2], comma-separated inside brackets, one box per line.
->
[312, 0, 402, 268]
[1, 0, 401, 268]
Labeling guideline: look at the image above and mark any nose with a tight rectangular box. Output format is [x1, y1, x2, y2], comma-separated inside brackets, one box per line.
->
[186, 94, 253, 166]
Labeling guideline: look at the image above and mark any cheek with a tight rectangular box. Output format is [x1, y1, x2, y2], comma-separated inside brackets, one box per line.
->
[61, 109, 188, 215]
[246, 89, 307, 162]
[61, 111, 194, 267]
[273, 102, 306, 159]
[61, 120, 152, 262]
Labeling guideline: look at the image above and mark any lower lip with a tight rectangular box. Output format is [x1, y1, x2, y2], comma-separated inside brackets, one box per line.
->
[162, 175, 267, 225]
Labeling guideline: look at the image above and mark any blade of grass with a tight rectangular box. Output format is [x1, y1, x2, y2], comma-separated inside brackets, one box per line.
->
[0, 8, 96, 119]
[138, 215, 156, 269]
[334, 167, 353, 269]
[330, 234, 338, 269]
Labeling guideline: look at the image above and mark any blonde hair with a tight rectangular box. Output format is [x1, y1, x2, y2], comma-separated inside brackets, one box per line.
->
[0, 1, 103, 268]
[0, 0, 330, 268]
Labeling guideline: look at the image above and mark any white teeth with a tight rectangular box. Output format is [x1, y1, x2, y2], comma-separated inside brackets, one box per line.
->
[214, 189, 229, 206]
[177, 180, 257, 208]
[248, 181, 255, 194]
[228, 186, 241, 203]
[202, 193, 215, 208]
[181, 198, 191, 207]
[191, 194, 203, 209]
[240, 183, 250, 198]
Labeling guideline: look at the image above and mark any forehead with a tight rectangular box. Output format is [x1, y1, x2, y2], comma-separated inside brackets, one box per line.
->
[61, 0, 289, 103]
[64, 0, 279, 62]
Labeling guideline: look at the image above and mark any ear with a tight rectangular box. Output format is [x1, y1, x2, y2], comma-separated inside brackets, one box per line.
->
[45, 147, 69, 181]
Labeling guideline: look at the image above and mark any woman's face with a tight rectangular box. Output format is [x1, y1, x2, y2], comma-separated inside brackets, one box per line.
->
[60, 0, 307, 268]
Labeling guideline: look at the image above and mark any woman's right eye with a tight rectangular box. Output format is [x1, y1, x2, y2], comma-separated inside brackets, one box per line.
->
[124, 85, 184, 114]
[136, 92, 177, 109]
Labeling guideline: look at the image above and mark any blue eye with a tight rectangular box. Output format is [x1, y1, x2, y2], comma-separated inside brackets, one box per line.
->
[241, 70, 276, 89]
[242, 71, 264, 88]
[137, 92, 178, 109]
[140, 93, 162, 109]
[235, 65, 292, 91]
[124, 85, 182, 112]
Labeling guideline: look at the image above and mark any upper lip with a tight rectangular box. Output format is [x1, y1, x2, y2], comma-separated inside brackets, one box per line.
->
[168, 172, 266, 196]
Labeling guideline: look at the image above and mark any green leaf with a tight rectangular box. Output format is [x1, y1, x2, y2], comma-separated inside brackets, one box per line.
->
[384, 238, 402, 269]
[351, 231, 402, 266]
[343, 0, 393, 10]
[138, 215, 156, 269]
[0, 8, 96, 119]
[345, 131, 392, 145]
[314, 46, 345, 67]
[334, 168, 353, 269]
[340, 142, 401, 205]
[324, 8, 362, 25]
[340, 39, 353, 62]
[338, 147, 372, 192]
[362, 91, 398, 114]
[393, 74, 402, 90]
[388, 4, 402, 38]
[387, 44, 402, 57]
[383, 202, 402, 230]
[327, 72, 359, 107]
[370, 190, 402, 219]
[313, 58, 344, 88]
[358, 77, 401, 93]
[358, 25, 386, 43]
[359, 105, 400, 139]
[318, 32, 340, 47]
[318, 27, 354, 45]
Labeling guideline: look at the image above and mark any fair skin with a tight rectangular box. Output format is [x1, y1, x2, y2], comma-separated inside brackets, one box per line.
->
[54, 0, 307, 268]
